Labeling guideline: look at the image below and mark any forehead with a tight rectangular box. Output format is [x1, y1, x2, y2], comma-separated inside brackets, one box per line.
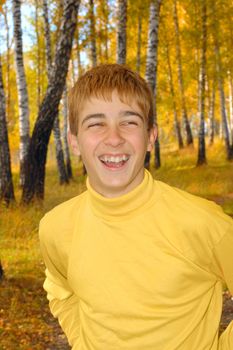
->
[78, 91, 143, 116]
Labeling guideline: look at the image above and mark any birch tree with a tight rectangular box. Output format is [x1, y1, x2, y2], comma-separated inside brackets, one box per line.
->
[42, 0, 69, 184]
[213, 1, 233, 160]
[197, 0, 207, 165]
[35, 0, 41, 109]
[42, 0, 52, 75]
[13, 0, 30, 186]
[173, 0, 193, 146]
[22, 0, 80, 203]
[165, 39, 184, 149]
[99, 0, 109, 61]
[145, 0, 162, 169]
[136, 13, 142, 73]
[208, 80, 216, 145]
[117, 0, 127, 64]
[0, 56, 15, 205]
[76, 18, 85, 76]
[89, 0, 97, 66]
[63, 85, 72, 179]
[2, 5, 11, 119]
[228, 72, 233, 144]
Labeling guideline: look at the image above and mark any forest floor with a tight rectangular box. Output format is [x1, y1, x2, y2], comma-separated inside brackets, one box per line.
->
[0, 141, 233, 349]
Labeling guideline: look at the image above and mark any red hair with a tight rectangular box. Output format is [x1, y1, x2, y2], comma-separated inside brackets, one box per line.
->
[69, 64, 154, 135]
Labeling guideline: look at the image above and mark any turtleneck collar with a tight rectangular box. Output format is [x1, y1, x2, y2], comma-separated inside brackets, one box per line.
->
[86, 169, 157, 220]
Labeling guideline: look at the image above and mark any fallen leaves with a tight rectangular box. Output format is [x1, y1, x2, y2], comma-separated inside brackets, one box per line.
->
[0, 275, 70, 349]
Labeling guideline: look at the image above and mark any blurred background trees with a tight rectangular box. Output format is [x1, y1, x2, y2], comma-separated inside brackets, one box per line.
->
[0, 0, 233, 205]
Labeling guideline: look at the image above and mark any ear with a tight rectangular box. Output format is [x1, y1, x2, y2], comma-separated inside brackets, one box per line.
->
[68, 130, 81, 156]
[147, 125, 157, 152]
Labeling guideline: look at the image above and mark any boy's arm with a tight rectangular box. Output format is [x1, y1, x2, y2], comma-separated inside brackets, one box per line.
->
[39, 217, 80, 347]
[211, 225, 233, 349]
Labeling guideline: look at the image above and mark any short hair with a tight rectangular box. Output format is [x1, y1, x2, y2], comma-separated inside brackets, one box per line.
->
[68, 64, 154, 135]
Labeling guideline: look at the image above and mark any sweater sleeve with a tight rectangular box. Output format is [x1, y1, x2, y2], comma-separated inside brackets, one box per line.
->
[39, 216, 80, 348]
[210, 224, 233, 349]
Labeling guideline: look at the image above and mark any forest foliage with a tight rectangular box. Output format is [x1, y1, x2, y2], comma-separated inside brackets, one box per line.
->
[0, 0, 233, 204]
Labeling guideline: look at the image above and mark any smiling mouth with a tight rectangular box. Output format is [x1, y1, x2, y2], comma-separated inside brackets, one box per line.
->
[99, 155, 130, 169]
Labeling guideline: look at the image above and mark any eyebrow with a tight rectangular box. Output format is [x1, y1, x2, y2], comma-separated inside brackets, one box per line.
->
[122, 110, 144, 120]
[81, 110, 144, 126]
[81, 113, 105, 126]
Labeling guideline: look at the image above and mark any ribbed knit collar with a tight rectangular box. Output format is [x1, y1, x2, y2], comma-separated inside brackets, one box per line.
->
[86, 169, 156, 220]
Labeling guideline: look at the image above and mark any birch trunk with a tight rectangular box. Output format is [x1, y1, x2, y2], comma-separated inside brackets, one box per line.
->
[165, 40, 183, 149]
[0, 57, 15, 205]
[35, 0, 41, 109]
[214, 20, 233, 159]
[136, 14, 142, 73]
[208, 81, 216, 145]
[42, 0, 52, 78]
[53, 116, 69, 184]
[3, 7, 11, 120]
[145, 0, 162, 169]
[117, 0, 127, 64]
[103, 0, 109, 61]
[197, 0, 207, 166]
[43, 0, 69, 184]
[228, 71, 233, 145]
[76, 25, 83, 76]
[22, 0, 80, 203]
[173, 0, 193, 146]
[89, 0, 97, 67]
[63, 86, 72, 179]
[13, 0, 30, 186]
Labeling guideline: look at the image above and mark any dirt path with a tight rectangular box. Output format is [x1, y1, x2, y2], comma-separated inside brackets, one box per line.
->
[220, 291, 233, 333]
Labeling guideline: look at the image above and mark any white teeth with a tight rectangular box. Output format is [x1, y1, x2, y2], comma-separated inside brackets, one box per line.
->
[100, 155, 129, 163]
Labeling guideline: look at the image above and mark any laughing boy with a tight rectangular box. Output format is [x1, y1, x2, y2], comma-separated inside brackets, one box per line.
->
[39, 64, 233, 350]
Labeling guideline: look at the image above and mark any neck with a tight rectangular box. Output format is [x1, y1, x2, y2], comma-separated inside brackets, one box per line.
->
[86, 169, 159, 220]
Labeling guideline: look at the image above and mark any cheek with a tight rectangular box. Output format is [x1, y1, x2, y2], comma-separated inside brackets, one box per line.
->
[129, 133, 149, 151]
[78, 135, 102, 155]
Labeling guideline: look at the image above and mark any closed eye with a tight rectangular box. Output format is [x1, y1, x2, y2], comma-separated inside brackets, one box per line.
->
[121, 121, 139, 127]
[87, 122, 105, 128]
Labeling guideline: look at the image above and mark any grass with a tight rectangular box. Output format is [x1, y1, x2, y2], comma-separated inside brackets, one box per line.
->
[0, 140, 232, 349]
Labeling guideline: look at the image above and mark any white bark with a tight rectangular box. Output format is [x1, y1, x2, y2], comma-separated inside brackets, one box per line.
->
[2, 6, 11, 119]
[13, 0, 30, 185]
[228, 71, 233, 144]
[145, 0, 162, 169]
[145, 0, 162, 106]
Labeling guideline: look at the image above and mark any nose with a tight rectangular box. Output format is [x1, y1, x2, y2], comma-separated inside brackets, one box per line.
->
[104, 126, 125, 147]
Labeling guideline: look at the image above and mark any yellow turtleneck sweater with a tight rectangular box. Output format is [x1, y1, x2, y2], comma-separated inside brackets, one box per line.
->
[39, 170, 233, 350]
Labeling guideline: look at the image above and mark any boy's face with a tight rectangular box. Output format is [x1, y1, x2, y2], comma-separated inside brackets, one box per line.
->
[69, 91, 157, 198]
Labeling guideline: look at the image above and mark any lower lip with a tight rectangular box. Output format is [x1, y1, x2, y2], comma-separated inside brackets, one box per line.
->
[100, 159, 129, 171]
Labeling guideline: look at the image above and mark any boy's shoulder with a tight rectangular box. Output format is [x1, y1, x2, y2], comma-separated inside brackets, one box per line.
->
[156, 179, 232, 228]
[39, 190, 87, 238]
[157, 179, 220, 211]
